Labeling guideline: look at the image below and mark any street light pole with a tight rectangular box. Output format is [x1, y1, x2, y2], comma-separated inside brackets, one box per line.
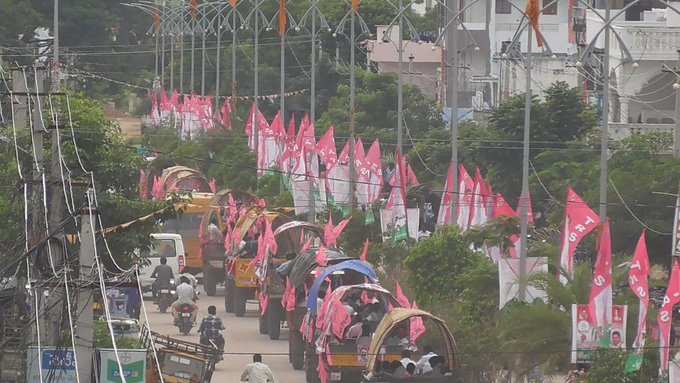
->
[518, 24, 533, 301]
[397, 0, 404, 153]
[599, 2, 611, 221]
[446, 0, 459, 223]
[349, 5, 357, 208]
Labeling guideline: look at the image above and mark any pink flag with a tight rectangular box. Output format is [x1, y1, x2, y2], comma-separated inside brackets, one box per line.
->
[219, 99, 232, 129]
[410, 302, 426, 343]
[588, 221, 613, 328]
[407, 163, 420, 187]
[469, 167, 489, 227]
[658, 259, 680, 372]
[283, 278, 297, 312]
[354, 138, 365, 171]
[558, 187, 600, 283]
[300, 237, 313, 254]
[364, 140, 383, 203]
[436, 163, 455, 227]
[324, 214, 351, 248]
[338, 140, 350, 164]
[395, 281, 410, 308]
[245, 102, 268, 151]
[152, 176, 165, 200]
[494, 193, 517, 219]
[456, 165, 475, 231]
[360, 239, 369, 262]
[264, 219, 278, 255]
[209, 178, 217, 193]
[630, 230, 650, 351]
[316, 126, 338, 169]
[316, 246, 328, 267]
[249, 235, 265, 269]
[259, 291, 269, 315]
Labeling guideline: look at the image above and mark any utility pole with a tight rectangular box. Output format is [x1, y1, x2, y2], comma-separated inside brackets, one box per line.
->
[599, 3, 611, 221]
[215, 10, 222, 108]
[518, 24, 533, 301]
[201, 23, 206, 96]
[253, 0, 260, 158]
[446, 0, 459, 224]
[396, 0, 404, 153]
[75, 191, 96, 383]
[348, 4, 357, 208]
[674, 53, 680, 157]
[231, 1, 238, 105]
[309, 2, 317, 223]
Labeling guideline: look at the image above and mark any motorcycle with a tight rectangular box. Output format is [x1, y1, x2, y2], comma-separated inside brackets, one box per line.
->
[155, 279, 176, 313]
[174, 302, 197, 335]
[200, 331, 225, 362]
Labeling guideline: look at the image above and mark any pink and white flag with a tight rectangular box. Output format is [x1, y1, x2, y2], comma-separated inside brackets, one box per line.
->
[629, 230, 650, 351]
[559, 187, 600, 284]
[436, 163, 455, 227]
[469, 167, 490, 227]
[245, 102, 268, 152]
[658, 259, 680, 372]
[316, 126, 338, 169]
[456, 165, 475, 232]
[364, 140, 383, 204]
[588, 220, 613, 328]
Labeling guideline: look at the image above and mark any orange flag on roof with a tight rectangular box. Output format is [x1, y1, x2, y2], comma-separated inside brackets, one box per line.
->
[525, 0, 543, 47]
[352, 0, 360, 11]
[278, 0, 287, 36]
[229, 0, 238, 8]
[153, 10, 161, 32]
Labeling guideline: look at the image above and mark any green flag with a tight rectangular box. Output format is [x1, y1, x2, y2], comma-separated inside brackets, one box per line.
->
[624, 353, 643, 374]
[365, 209, 375, 225]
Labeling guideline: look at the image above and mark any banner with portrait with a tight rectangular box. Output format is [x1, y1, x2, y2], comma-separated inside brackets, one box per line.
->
[571, 304, 627, 363]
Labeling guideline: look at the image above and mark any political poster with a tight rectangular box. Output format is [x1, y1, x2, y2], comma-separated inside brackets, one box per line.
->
[97, 349, 147, 383]
[571, 304, 627, 363]
[26, 347, 77, 383]
[498, 257, 548, 309]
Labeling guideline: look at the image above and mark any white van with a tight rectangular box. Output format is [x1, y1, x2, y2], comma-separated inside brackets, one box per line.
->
[138, 233, 187, 294]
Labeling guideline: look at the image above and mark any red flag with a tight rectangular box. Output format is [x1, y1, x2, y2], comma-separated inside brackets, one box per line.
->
[469, 167, 490, 227]
[264, 219, 278, 255]
[317, 126, 337, 169]
[245, 102, 268, 152]
[588, 221, 613, 328]
[558, 187, 599, 283]
[139, 169, 149, 200]
[494, 193, 517, 219]
[300, 237, 313, 254]
[437, 163, 455, 227]
[338, 140, 350, 164]
[229, 0, 238, 8]
[630, 230, 650, 351]
[352, 0, 360, 11]
[153, 9, 161, 32]
[209, 178, 217, 193]
[355, 138, 365, 170]
[219, 99, 232, 129]
[659, 259, 680, 372]
[395, 281, 410, 308]
[360, 239, 369, 262]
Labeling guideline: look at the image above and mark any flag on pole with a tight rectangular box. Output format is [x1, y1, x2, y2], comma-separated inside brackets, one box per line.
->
[229, 0, 238, 8]
[278, 0, 287, 36]
[190, 0, 199, 19]
[364, 140, 383, 204]
[625, 230, 650, 373]
[436, 163, 455, 227]
[469, 167, 489, 227]
[558, 187, 600, 284]
[324, 214, 351, 248]
[245, 102, 268, 152]
[394, 281, 410, 308]
[153, 9, 161, 33]
[525, 0, 543, 47]
[588, 221, 613, 328]
[410, 302, 426, 343]
[456, 165, 475, 232]
[658, 259, 680, 373]
[360, 239, 369, 262]
[316, 126, 338, 169]
[352, 0, 360, 11]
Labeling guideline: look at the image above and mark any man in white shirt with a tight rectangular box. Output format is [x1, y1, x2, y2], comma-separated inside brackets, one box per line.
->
[241, 354, 277, 383]
[416, 345, 438, 374]
[172, 276, 197, 321]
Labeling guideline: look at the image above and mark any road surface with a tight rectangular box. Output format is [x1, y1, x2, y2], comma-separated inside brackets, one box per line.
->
[144, 286, 305, 382]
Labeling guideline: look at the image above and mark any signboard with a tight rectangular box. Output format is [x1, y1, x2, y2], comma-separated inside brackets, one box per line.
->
[26, 347, 77, 383]
[98, 349, 147, 383]
[571, 304, 627, 363]
[498, 257, 548, 309]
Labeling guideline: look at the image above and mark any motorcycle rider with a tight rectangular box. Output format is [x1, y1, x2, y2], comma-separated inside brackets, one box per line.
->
[151, 256, 174, 297]
[199, 305, 225, 352]
[172, 276, 198, 322]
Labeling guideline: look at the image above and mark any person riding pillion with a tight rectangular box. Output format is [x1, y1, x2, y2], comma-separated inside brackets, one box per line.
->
[171, 276, 198, 321]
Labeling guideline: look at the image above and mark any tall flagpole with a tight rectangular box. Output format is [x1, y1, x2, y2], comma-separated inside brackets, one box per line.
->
[232, 0, 238, 103]
[279, 0, 286, 117]
[396, 0, 404, 153]
[191, 19, 196, 92]
[253, 0, 260, 156]
[180, 8, 184, 94]
[599, 2, 611, 221]
[518, 22, 532, 301]
[446, 0, 459, 224]
[201, 19, 206, 96]
[309, 1, 317, 223]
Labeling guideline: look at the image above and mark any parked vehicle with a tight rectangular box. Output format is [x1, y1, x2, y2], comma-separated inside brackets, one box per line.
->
[173, 302, 197, 335]
[137, 233, 186, 295]
[199, 189, 258, 296]
[361, 308, 457, 382]
[155, 279, 176, 313]
[258, 221, 323, 340]
[224, 207, 292, 316]
[312, 284, 400, 383]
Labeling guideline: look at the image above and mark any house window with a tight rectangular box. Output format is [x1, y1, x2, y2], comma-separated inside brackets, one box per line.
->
[496, 0, 511, 14]
[542, 0, 557, 15]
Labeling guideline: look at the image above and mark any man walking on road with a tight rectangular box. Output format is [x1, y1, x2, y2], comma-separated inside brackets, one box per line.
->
[241, 353, 277, 383]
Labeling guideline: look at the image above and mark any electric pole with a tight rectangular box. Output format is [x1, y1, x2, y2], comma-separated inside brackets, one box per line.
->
[446, 0, 459, 224]
[75, 191, 96, 383]
[598, 2, 611, 222]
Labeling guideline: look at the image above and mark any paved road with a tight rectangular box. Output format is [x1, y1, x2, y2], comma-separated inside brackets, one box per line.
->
[144, 286, 305, 382]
